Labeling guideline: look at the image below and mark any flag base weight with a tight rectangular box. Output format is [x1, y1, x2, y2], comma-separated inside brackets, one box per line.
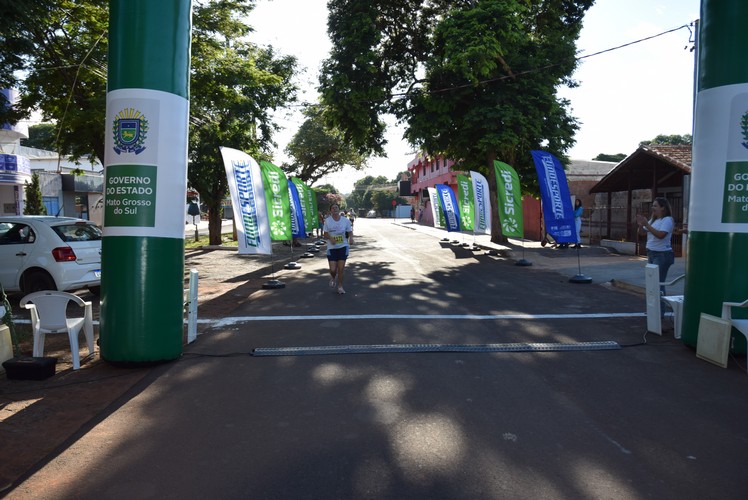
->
[284, 262, 301, 270]
[262, 279, 286, 289]
[515, 259, 532, 267]
[300, 253, 314, 258]
[569, 274, 592, 284]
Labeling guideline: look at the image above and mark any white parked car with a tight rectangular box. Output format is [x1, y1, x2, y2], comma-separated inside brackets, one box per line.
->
[0, 216, 102, 295]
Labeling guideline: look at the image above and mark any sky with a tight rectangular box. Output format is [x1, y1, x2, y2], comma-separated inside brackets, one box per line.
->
[249, 0, 700, 193]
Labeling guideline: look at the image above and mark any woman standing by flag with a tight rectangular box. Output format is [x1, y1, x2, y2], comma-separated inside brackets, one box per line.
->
[324, 204, 353, 295]
[573, 199, 584, 249]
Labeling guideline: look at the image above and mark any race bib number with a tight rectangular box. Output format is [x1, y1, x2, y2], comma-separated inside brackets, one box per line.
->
[332, 234, 344, 245]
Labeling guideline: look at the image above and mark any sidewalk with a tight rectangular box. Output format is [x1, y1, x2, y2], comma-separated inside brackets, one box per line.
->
[393, 219, 685, 296]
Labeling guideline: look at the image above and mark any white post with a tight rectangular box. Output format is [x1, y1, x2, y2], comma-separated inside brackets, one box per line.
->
[187, 269, 198, 344]
[645, 264, 662, 335]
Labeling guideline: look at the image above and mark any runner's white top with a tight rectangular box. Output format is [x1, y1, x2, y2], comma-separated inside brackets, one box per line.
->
[324, 215, 352, 250]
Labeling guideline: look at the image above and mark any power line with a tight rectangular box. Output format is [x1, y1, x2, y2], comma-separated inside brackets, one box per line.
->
[389, 22, 697, 100]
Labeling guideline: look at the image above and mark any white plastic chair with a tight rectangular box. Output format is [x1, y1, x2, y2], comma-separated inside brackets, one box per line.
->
[645, 264, 685, 338]
[721, 299, 748, 373]
[20, 291, 94, 370]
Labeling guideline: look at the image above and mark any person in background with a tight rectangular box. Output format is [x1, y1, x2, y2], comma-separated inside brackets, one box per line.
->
[317, 211, 324, 238]
[410, 206, 415, 223]
[324, 204, 353, 295]
[573, 198, 583, 249]
[637, 197, 675, 294]
[347, 210, 355, 229]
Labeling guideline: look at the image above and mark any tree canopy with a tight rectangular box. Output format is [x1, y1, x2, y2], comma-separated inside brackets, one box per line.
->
[1, 0, 109, 162]
[319, 0, 594, 240]
[2, 0, 299, 245]
[188, 1, 298, 244]
[346, 175, 390, 210]
[282, 105, 367, 184]
[23, 124, 57, 151]
[320, 0, 593, 175]
[592, 153, 626, 162]
[641, 134, 692, 146]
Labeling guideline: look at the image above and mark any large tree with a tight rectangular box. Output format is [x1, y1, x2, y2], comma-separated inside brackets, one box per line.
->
[282, 105, 367, 184]
[320, 0, 594, 241]
[346, 175, 391, 211]
[0, 0, 109, 162]
[3, 1, 298, 245]
[22, 123, 57, 151]
[188, 1, 298, 244]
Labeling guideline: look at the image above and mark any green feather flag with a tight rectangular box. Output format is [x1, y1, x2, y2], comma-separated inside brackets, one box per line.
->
[259, 161, 292, 241]
[494, 161, 524, 238]
[456, 174, 474, 231]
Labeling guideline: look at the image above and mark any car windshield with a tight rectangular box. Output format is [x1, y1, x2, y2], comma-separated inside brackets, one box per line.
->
[52, 223, 102, 242]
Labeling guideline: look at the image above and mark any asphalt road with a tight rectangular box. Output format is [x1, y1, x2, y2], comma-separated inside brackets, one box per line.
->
[8, 219, 748, 499]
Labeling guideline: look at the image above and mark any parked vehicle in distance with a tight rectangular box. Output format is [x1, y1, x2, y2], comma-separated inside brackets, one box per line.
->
[366, 210, 378, 218]
[0, 216, 102, 295]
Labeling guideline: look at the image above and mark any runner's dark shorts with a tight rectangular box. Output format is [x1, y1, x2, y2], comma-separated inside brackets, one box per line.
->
[327, 247, 349, 262]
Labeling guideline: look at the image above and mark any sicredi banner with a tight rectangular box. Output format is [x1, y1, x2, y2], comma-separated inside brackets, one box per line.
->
[259, 161, 292, 241]
[220, 147, 272, 255]
[435, 183, 461, 232]
[531, 150, 575, 244]
[456, 173, 474, 231]
[470, 171, 491, 235]
[103, 89, 188, 238]
[494, 161, 524, 238]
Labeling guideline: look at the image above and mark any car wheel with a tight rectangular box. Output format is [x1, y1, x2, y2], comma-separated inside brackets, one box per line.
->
[24, 270, 57, 293]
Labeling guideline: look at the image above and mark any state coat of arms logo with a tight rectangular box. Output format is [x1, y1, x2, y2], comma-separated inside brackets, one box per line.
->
[112, 108, 148, 154]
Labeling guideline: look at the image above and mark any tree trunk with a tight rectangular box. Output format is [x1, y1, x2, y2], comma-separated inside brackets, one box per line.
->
[486, 152, 508, 244]
[208, 203, 223, 246]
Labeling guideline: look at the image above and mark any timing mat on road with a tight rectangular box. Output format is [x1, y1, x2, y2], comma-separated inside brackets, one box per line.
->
[200, 312, 646, 328]
[252, 341, 622, 356]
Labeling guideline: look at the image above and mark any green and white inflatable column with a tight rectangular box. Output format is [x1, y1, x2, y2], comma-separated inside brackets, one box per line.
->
[100, 0, 192, 363]
[682, 0, 748, 352]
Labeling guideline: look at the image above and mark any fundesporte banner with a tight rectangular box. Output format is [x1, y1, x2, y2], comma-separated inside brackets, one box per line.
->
[427, 187, 443, 228]
[470, 171, 491, 235]
[220, 147, 272, 255]
[531, 150, 575, 244]
[435, 183, 461, 232]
